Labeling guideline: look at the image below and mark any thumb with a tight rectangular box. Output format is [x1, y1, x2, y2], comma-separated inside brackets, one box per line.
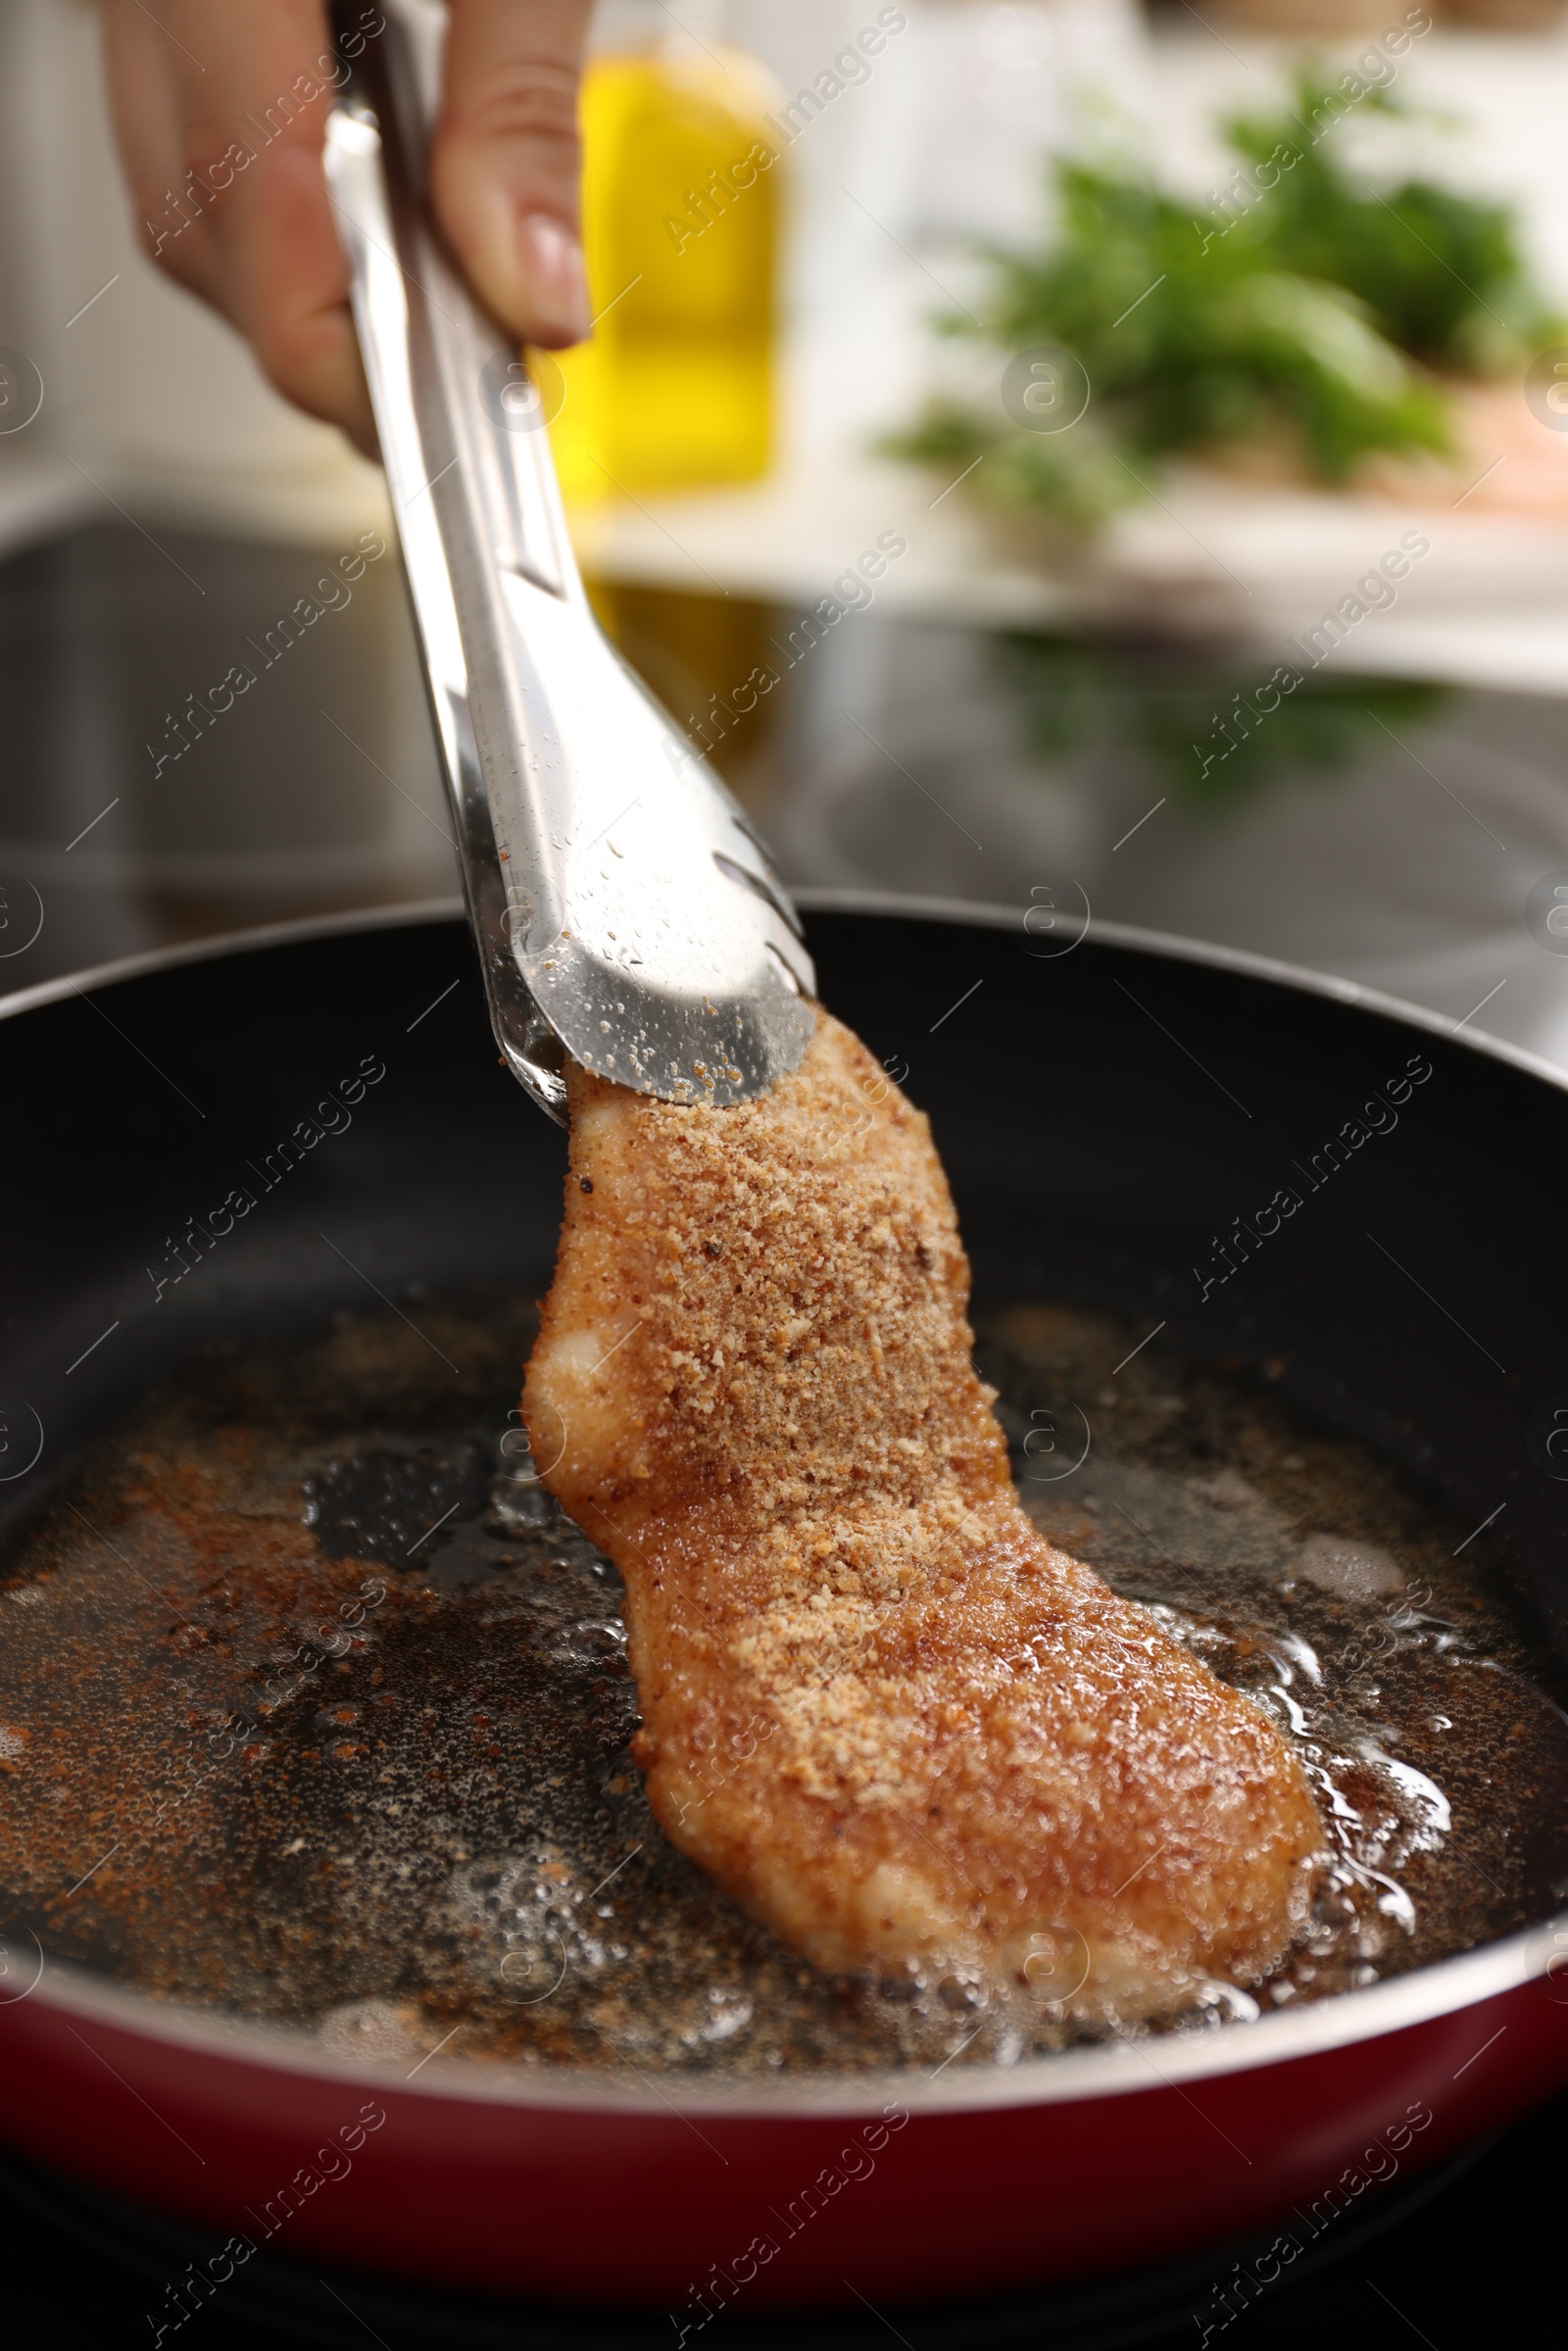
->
[428, 0, 594, 348]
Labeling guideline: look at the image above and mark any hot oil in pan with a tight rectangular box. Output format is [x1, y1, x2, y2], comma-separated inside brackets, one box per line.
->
[2, 1295, 1566, 2078]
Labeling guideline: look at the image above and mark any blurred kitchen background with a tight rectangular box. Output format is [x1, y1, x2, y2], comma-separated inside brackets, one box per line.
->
[6, 0, 1568, 1064]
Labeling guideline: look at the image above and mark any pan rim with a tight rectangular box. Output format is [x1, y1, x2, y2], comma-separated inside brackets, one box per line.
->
[11, 1919, 1562, 2119]
[2, 887, 1565, 1106]
[3, 892, 1563, 2118]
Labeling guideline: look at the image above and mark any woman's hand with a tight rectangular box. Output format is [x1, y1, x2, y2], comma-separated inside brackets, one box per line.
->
[100, 0, 593, 457]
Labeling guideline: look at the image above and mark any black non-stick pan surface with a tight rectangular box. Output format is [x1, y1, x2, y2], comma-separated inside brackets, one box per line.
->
[3, 899, 1561, 1663]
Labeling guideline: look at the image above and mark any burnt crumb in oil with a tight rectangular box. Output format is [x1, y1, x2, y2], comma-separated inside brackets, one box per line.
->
[0, 1294, 1564, 2082]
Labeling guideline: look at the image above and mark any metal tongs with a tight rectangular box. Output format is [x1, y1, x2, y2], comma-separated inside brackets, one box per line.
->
[323, 1, 815, 1122]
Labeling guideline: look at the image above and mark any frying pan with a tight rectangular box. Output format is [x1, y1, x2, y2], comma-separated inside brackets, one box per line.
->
[0, 893, 1565, 2315]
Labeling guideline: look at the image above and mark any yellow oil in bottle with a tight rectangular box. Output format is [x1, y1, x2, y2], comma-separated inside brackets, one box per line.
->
[547, 35, 781, 501]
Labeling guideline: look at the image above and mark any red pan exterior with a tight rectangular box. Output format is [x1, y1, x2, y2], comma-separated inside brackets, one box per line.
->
[1, 1951, 1564, 2308]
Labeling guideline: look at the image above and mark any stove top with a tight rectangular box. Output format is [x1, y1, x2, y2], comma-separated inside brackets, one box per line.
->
[7, 521, 1568, 1081]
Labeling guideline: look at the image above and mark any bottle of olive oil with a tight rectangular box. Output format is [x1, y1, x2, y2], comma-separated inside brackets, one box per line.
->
[547, 3, 780, 500]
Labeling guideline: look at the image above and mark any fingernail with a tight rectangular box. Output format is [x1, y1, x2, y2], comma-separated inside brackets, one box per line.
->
[516, 213, 590, 346]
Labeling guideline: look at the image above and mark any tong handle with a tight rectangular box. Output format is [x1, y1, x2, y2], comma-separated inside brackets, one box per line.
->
[327, 1, 573, 1114]
[325, 1, 814, 1119]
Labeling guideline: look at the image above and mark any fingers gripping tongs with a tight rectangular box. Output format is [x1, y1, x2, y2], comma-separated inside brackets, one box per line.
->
[323, 1, 815, 1121]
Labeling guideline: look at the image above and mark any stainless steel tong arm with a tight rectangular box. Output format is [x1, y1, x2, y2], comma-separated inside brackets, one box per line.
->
[323, 1, 814, 1121]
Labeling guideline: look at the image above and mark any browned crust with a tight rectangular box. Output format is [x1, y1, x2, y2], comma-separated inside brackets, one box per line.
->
[525, 1011, 1325, 2014]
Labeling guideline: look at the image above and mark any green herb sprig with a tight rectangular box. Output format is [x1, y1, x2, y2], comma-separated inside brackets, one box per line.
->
[886, 73, 1560, 530]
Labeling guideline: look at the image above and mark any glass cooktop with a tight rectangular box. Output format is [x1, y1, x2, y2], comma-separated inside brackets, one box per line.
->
[5, 519, 1568, 1087]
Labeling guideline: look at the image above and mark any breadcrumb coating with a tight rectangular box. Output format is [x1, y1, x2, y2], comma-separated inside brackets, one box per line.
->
[525, 1010, 1324, 2015]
